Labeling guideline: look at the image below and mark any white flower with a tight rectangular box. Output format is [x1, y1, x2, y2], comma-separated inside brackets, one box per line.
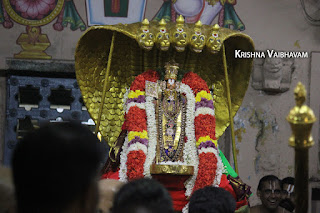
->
[182, 203, 189, 213]
[179, 83, 199, 197]
[213, 148, 223, 187]
[119, 136, 130, 182]
[144, 96, 157, 177]
[127, 142, 148, 154]
[195, 107, 215, 117]
[126, 102, 145, 114]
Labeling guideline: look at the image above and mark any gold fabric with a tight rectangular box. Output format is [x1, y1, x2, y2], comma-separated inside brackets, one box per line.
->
[150, 164, 194, 175]
[75, 21, 254, 146]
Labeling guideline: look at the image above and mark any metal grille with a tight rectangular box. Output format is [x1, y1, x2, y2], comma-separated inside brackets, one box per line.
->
[4, 75, 109, 166]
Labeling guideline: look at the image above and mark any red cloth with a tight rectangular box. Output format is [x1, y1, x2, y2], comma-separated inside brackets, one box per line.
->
[152, 174, 189, 211]
[102, 171, 248, 211]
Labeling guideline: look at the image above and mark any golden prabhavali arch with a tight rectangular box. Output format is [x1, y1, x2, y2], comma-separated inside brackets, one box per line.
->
[75, 19, 254, 151]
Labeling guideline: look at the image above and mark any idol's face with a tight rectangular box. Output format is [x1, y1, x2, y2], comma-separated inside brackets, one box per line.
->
[258, 181, 282, 210]
[166, 79, 175, 90]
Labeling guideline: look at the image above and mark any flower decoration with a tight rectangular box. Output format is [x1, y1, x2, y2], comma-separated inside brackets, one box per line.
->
[195, 114, 216, 141]
[195, 90, 213, 102]
[130, 70, 159, 91]
[121, 69, 223, 200]
[126, 150, 146, 180]
[126, 106, 147, 132]
[182, 72, 210, 94]
[193, 152, 217, 192]
[128, 90, 145, 99]
[195, 98, 214, 110]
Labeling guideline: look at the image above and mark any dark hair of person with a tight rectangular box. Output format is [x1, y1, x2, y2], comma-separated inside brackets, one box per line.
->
[12, 122, 103, 213]
[112, 178, 174, 213]
[281, 177, 295, 187]
[257, 175, 281, 191]
[189, 186, 236, 213]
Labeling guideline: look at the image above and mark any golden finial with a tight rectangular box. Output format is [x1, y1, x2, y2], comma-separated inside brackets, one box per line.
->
[176, 15, 185, 25]
[159, 19, 167, 26]
[142, 18, 149, 26]
[164, 60, 179, 80]
[294, 82, 306, 107]
[213, 24, 220, 31]
[141, 18, 150, 32]
[287, 82, 316, 148]
[195, 20, 202, 28]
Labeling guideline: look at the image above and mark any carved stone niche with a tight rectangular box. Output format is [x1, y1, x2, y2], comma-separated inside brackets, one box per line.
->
[251, 57, 295, 93]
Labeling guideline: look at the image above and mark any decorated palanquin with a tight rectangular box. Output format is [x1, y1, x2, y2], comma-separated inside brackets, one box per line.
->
[75, 16, 254, 212]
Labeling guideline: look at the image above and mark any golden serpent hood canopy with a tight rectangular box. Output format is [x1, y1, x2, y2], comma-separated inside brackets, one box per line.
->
[75, 19, 254, 146]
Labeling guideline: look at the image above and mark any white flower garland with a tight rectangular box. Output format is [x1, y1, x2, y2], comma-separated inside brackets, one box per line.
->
[125, 102, 146, 114]
[127, 142, 148, 154]
[182, 203, 189, 213]
[119, 135, 130, 182]
[198, 147, 216, 154]
[195, 107, 215, 117]
[212, 148, 223, 187]
[119, 81, 222, 200]
[143, 96, 157, 177]
[179, 83, 199, 197]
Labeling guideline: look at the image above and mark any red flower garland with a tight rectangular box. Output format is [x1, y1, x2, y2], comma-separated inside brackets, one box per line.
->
[126, 150, 146, 180]
[181, 71, 219, 194]
[194, 114, 216, 141]
[125, 70, 159, 180]
[130, 70, 159, 91]
[193, 152, 218, 192]
[126, 106, 147, 132]
[182, 72, 210, 95]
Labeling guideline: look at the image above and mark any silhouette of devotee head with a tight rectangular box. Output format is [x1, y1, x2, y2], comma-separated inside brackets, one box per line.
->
[12, 122, 103, 213]
[188, 186, 236, 213]
[98, 179, 123, 213]
[280, 177, 295, 212]
[251, 175, 290, 213]
[112, 178, 174, 213]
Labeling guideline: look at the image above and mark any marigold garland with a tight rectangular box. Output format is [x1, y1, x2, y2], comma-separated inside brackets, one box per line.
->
[126, 106, 147, 132]
[128, 90, 145, 99]
[193, 152, 218, 192]
[126, 150, 146, 180]
[196, 136, 217, 147]
[194, 114, 216, 141]
[182, 72, 210, 94]
[122, 70, 222, 203]
[195, 90, 213, 102]
[130, 70, 159, 91]
[128, 130, 148, 141]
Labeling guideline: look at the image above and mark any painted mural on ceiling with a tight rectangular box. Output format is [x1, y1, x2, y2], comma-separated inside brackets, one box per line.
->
[86, 0, 147, 25]
[0, 0, 86, 59]
[0, 0, 245, 60]
[153, 0, 244, 30]
[86, 0, 245, 30]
